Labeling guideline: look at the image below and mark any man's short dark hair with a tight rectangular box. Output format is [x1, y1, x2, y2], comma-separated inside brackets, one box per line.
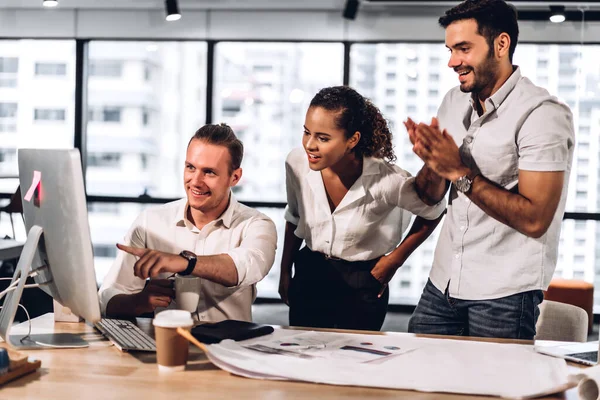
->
[188, 123, 243, 174]
[439, 0, 519, 62]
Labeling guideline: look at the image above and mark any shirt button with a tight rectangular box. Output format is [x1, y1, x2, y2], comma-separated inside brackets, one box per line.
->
[325, 240, 330, 243]
[460, 225, 465, 231]
[465, 136, 473, 144]
[454, 253, 460, 259]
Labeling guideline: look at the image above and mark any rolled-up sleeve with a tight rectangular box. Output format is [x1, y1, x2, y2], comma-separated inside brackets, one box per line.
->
[382, 165, 446, 220]
[226, 215, 277, 287]
[97, 213, 148, 315]
[518, 101, 574, 172]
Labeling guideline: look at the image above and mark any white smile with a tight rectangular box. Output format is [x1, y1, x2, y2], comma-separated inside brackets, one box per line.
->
[308, 154, 321, 160]
[191, 188, 210, 196]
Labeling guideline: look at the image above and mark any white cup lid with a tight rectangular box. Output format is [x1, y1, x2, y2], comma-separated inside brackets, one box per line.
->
[153, 309, 194, 328]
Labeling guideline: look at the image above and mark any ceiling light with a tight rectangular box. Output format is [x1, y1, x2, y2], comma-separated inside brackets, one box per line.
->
[43, 0, 58, 7]
[165, 0, 181, 22]
[342, 0, 359, 21]
[549, 6, 566, 23]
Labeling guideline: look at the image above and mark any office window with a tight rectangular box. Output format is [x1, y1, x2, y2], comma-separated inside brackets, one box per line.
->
[0, 102, 17, 118]
[253, 65, 273, 72]
[88, 152, 121, 168]
[143, 62, 152, 81]
[0, 102, 17, 133]
[386, 72, 396, 80]
[35, 62, 67, 76]
[34, 108, 66, 121]
[89, 60, 123, 77]
[0, 40, 75, 196]
[386, 88, 396, 96]
[85, 41, 207, 199]
[89, 107, 122, 123]
[142, 107, 150, 126]
[0, 57, 18, 87]
[0, 57, 18, 73]
[88, 203, 120, 215]
[214, 42, 343, 204]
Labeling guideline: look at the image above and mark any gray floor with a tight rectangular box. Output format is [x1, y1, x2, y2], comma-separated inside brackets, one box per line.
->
[252, 303, 599, 341]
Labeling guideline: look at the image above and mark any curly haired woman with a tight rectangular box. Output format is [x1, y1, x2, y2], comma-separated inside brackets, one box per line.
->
[279, 86, 446, 331]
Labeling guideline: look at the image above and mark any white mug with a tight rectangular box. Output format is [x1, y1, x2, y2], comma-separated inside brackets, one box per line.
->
[174, 274, 201, 314]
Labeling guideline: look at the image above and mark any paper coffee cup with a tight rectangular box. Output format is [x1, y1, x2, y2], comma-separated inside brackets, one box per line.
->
[175, 274, 201, 313]
[153, 310, 194, 372]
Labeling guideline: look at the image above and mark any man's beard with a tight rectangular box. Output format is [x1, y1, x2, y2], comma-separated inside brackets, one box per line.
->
[459, 53, 499, 94]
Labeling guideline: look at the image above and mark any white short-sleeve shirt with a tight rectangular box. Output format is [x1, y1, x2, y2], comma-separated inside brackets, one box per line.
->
[284, 148, 446, 261]
[432, 67, 575, 300]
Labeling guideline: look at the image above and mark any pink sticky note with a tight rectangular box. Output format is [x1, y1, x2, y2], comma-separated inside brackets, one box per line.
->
[24, 170, 41, 202]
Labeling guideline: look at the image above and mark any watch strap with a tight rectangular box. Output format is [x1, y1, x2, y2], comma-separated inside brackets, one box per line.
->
[179, 251, 197, 276]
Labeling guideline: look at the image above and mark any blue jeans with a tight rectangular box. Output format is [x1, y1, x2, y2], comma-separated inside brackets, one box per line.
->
[408, 279, 543, 340]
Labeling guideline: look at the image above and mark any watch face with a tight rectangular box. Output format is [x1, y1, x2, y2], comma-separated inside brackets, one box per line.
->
[456, 176, 471, 193]
[180, 250, 196, 260]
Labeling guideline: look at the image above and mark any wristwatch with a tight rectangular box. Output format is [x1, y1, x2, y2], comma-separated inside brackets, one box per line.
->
[454, 174, 473, 194]
[179, 250, 197, 276]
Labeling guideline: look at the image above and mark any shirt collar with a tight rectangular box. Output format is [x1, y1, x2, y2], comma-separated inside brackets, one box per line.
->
[362, 157, 380, 176]
[469, 66, 521, 112]
[174, 192, 237, 229]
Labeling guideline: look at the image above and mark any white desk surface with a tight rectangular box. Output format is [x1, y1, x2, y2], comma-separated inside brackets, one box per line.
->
[0, 313, 585, 399]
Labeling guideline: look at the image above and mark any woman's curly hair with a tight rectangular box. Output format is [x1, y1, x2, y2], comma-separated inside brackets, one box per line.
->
[309, 86, 396, 163]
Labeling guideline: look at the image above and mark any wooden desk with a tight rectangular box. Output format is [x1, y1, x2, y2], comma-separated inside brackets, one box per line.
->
[0, 314, 581, 399]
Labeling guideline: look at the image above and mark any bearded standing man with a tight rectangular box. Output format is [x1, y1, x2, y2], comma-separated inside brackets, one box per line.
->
[405, 0, 575, 339]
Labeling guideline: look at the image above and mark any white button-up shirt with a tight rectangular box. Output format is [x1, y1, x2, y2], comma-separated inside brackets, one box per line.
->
[284, 148, 446, 261]
[432, 67, 575, 300]
[98, 195, 277, 322]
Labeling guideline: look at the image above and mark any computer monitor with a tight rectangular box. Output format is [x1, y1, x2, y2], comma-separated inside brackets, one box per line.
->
[0, 148, 101, 349]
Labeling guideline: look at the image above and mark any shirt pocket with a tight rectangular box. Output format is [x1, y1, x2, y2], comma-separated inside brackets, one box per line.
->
[474, 143, 519, 186]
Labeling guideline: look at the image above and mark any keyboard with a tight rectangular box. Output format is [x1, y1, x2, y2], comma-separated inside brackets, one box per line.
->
[95, 318, 156, 352]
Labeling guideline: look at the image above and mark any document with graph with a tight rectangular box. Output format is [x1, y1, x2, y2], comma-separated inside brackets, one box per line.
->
[201, 328, 574, 398]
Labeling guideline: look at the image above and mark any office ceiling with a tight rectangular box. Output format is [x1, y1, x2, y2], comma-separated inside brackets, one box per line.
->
[0, 0, 346, 10]
[1, 0, 600, 11]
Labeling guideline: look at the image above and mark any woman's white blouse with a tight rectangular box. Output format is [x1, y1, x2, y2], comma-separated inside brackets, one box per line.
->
[284, 147, 446, 261]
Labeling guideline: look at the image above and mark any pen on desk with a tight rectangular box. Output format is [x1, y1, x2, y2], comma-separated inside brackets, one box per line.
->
[177, 327, 208, 353]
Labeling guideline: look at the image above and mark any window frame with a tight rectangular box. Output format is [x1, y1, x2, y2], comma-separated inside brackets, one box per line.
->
[2, 38, 599, 308]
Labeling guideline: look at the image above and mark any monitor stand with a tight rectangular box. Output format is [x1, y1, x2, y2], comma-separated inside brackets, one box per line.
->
[0, 225, 89, 349]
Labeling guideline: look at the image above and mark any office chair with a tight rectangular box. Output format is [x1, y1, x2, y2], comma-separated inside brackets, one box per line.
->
[535, 300, 588, 342]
